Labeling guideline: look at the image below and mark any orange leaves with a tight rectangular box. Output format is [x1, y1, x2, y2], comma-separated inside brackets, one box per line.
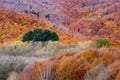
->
[110, 40, 120, 46]
[81, 49, 98, 63]
[52, 53, 88, 80]
[115, 70, 120, 80]
[58, 30, 81, 44]
[21, 76, 27, 80]
[32, 62, 41, 80]
[0, 35, 6, 40]
[18, 47, 120, 80]
[54, 58, 75, 80]
[100, 53, 114, 66]
[31, 61, 54, 80]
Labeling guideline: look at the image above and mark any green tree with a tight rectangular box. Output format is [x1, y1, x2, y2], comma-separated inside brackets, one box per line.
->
[44, 29, 53, 40]
[22, 30, 34, 42]
[96, 38, 111, 48]
[41, 34, 48, 42]
[33, 33, 42, 42]
[22, 28, 59, 42]
[51, 32, 59, 41]
[33, 28, 42, 34]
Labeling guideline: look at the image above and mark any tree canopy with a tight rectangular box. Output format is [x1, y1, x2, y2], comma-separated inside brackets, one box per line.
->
[22, 28, 59, 42]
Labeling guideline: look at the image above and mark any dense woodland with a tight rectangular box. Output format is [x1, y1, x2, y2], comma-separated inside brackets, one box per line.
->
[0, 0, 120, 80]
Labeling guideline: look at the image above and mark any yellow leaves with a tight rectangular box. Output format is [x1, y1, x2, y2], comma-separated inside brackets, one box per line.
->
[91, 58, 99, 67]
[0, 35, 6, 40]
[59, 33, 80, 44]
[78, 41, 92, 48]
[113, 25, 120, 34]
[81, 49, 98, 63]
[12, 41, 23, 46]
[45, 24, 53, 30]
[55, 58, 76, 80]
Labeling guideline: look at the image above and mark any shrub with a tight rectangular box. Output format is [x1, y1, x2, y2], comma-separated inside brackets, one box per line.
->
[22, 28, 59, 42]
[96, 38, 111, 48]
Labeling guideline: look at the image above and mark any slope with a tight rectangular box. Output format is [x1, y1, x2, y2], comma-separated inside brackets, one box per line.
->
[0, 9, 81, 46]
[0, 0, 119, 42]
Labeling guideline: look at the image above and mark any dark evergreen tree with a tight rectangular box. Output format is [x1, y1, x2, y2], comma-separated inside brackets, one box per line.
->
[22, 31, 34, 42]
[22, 28, 59, 42]
[33, 33, 42, 42]
[44, 29, 53, 40]
[41, 34, 48, 42]
[51, 32, 59, 41]
[33, 28, 42, 34]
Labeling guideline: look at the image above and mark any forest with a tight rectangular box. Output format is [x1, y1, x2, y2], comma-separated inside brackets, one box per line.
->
[0, 0, 120, 80]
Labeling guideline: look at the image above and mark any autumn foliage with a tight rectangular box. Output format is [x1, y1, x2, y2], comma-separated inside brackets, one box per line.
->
[0, 9, 81, 46]
[0, 0, 120, 80]
[17, 47, 120, 80]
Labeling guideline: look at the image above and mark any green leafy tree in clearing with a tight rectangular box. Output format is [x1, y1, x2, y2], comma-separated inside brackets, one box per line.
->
[33, 33, 42, 42]
[44, 29, 53, 40]
[41, 34, 48, 42]
[51, 32, 59, 41]
[22, 28, 59, 42]
[96, 38, 111, 48]
[33, 28, 43, 34]
[22, 30, 34, 42]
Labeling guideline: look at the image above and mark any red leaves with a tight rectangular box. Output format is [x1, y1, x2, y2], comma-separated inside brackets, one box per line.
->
[73, 65, 90, 80]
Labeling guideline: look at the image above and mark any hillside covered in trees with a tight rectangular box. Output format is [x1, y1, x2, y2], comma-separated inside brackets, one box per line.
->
[0, 9, 81, 46]
[0, 0, 120, 80]
[0, 0, 120, 41]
